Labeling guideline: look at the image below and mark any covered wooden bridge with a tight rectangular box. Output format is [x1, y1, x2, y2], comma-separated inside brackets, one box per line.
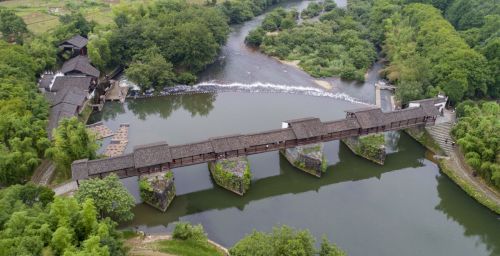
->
[72, 98, 445, 182]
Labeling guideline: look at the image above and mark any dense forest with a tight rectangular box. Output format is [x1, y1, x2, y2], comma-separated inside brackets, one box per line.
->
[246, 2, 377, 81]
[452, 101, 500, 189]
[407, 0, 500, 100]
[88, 1, 230, 89]
[0, 41, 50, 185]
[0, 181, 128, 255]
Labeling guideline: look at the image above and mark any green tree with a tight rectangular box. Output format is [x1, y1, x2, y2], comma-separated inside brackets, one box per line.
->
[0, 8, 28, 43]
[87, 31, 112, 71]
[125, 46, 175, 91]
[45, 117, 98, 178]
[319, 236, 346, 256]
[230, 225, 344, 256]
[75, 174, 135, 222]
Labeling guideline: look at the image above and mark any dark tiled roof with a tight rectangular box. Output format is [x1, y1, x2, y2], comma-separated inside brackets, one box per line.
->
[410, 98, 442, 117]
[170, 140, 213, 159]
[286, 117, 326, 139]
[245, 128, 296, 146]
[346, 108, 386, 129]
[385, 107, 426, 123]
[87, 153, 135, 175]
[39, 74, 54, 90]
[52, 87, 87, 107]
[210, 135, 248, 153]
[134, 141, 172, 168]
[61, 55, 100, 78]
[71, 159, 89, 180]
[324, 119, 360, 132]
[47, 103, 78, 138]
[59, 35, 88, 49]
[51, 76, 92, 92]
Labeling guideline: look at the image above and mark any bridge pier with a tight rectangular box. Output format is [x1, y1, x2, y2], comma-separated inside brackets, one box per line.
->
[138, 170, 176, 212]
[342, 134, 386, 165]
[208, 156, 251, 196]
[281, 143, 327, 177]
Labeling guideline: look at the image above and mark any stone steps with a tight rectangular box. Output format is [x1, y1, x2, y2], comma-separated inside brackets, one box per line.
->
[426, 122, 454, 156]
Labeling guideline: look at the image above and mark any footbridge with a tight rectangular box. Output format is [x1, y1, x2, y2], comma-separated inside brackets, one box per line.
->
[71, 98, 445, 182]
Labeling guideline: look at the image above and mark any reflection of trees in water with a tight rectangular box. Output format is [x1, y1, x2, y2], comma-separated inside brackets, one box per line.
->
[125, 93, 216, 120]
[88, 102, 126, 123]
[434, 174, 500, 256]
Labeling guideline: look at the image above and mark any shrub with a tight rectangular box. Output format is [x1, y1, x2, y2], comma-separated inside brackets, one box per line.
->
[172, 222, 207, 241]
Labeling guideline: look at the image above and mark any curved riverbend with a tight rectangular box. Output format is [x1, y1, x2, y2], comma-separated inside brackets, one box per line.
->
[89, 1, 500, 255]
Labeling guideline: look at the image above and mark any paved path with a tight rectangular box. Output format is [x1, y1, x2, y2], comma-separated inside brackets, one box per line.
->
[53, 181, 78, 196]
[427, 111, 500, 210]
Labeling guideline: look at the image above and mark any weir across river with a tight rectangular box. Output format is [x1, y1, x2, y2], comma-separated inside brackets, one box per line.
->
[71, 98, 446, 182]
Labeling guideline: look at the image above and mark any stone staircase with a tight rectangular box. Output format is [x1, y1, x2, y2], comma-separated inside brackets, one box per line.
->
[426, 122, 454, 156]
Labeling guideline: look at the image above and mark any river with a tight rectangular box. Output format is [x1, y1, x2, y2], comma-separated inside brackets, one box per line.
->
[88, 1, 500, 255]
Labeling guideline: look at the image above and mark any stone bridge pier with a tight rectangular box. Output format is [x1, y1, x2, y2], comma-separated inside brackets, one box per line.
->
[139, 170, 176, 212]
[341, 134, 386, 165]
[281, 143, 327, 177]
[208, 156, 251, 196]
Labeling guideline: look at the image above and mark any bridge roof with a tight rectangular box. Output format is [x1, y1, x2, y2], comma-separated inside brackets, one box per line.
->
[385, 107, 425, 123]
[71, 159, 89, 180]
[245, 128, 296, 146]
[346, 108, 386, 129]
[410, 98, 441, 116]
[170, 140, 213, 159]
[210, 135, 248, 153]
[324, 119, 360, 132]
[286, 117, 326, 139]
[87, 153, 135, 175]
[134, 141, 172, 168]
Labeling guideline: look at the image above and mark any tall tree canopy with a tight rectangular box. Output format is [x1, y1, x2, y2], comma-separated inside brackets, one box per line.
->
[247, 4, 376, 81]
[0, 8, 28, 44]
[230, 225, 346, 256]
[0, 184, 126, 256]
[75, 174, 135, 222]
[0, 41, 49, 186]
[45, 117, 98, 180]
[452, 101, 500, 189]
[89, 1, 230, 89]
[382, 3, 491, 103]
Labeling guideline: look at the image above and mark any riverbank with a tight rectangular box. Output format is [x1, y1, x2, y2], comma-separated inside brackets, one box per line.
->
[406, 121, 500, 215]
[126, 233, 229, 256]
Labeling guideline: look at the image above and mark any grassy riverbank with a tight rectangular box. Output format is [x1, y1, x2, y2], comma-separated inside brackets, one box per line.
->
[405, 128, 500, 214]
[439, 159, 500, 214]
[125, 233, 227, 256]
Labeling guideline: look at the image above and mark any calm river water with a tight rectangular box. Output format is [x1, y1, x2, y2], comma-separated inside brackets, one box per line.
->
[89, 1, 500, 255]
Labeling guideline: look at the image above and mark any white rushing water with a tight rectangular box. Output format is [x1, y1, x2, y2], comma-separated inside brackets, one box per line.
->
[132, 80, 374, 106]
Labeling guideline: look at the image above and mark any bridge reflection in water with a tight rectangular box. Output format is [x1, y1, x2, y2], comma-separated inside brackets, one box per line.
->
[122, 132, 426, 227]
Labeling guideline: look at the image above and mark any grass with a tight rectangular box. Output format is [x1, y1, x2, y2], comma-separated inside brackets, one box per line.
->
[154, 239, 225, 256]
[2, 0, 209, 34]
[121, 229, 139, 239]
